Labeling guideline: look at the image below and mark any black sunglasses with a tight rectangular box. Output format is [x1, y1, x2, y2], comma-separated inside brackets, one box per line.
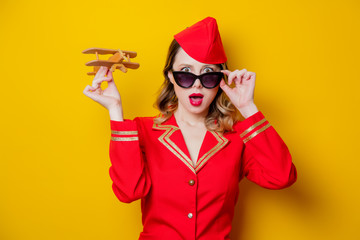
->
[172, 71, 224, 89]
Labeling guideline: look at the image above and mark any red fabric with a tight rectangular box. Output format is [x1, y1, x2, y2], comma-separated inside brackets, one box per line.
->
[109, 111, 297, 239]
[174, 17, 227, 64]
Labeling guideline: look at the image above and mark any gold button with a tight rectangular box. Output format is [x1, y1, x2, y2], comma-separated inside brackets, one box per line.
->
[188, 179, 195, 186]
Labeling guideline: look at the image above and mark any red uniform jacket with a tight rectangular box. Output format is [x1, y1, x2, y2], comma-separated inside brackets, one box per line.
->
[109, 111, 297, 240]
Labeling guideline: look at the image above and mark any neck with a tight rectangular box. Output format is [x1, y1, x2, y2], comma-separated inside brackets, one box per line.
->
[174, 104, 208, 127]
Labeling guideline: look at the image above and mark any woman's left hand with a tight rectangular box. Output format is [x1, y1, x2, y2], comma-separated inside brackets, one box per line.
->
[220, 69, 259, 119]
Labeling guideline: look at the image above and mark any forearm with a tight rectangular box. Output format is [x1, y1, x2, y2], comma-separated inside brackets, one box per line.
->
[109, 118, 151, 203]
[237, 111, 297, 189]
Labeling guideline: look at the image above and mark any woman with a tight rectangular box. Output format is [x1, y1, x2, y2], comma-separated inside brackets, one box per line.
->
[83, 17, 297, 240]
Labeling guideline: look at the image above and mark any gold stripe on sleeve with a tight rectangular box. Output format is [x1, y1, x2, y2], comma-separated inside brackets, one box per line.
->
[111, 130, 138, 135]
[243, 123, 271, 143]
[240, 118, 267, 138]
[111, 136, 139, 141]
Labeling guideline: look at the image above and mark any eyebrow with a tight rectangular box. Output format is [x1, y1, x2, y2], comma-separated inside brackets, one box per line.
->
[177, 64, 218, 68]
[177, 64, 192, 68]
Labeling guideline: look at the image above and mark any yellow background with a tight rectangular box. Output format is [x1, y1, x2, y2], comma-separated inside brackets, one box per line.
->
[1, 0, 359, 239]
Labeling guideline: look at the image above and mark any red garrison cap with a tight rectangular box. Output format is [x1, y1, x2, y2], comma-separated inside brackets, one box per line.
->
[174, 17, 227, 64]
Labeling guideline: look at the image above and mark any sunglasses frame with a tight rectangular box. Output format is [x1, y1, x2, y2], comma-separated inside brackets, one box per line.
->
[172, 71, 224, 89]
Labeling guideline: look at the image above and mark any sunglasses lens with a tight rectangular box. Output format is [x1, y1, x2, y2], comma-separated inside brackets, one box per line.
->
[201, 73, 222, 88]
[172, 72, 223, 88]
[173, 72, 195, 88]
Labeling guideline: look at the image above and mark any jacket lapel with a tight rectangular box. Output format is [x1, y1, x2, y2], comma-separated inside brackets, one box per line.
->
[195, 130, 229, 173]
[152, 115, 229, 174]
[153, 116, 195, 174]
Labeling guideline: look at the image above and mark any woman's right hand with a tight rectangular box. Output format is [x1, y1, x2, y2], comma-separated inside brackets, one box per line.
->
[83, 66, 124, 120]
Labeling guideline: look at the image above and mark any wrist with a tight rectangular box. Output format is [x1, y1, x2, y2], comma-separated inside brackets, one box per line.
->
[109, 105, 124, 121]
[237, 102, 258, 119]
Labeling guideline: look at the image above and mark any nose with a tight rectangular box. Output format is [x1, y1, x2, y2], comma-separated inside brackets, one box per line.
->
[192, 78, 202, 88]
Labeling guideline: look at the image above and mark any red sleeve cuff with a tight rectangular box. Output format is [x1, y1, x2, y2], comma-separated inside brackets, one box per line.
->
[110, 120, 139, 142]
[110, 119, 138, 131]
[236, 111, 272, 143]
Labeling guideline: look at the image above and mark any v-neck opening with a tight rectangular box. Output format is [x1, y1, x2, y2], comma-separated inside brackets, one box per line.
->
[177, 127, 208, 167]
[173, 115, 209, 167]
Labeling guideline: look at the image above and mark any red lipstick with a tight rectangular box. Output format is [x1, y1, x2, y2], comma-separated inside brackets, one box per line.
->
[189, 93, 204, 106]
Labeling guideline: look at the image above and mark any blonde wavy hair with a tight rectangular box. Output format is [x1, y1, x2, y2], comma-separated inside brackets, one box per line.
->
[154, 39, 239, 133]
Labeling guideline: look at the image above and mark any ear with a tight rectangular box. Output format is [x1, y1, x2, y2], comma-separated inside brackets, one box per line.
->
[168, 71, 175, 84]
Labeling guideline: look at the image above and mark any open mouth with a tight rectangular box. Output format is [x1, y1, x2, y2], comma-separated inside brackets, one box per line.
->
[189, 93, 204, 106]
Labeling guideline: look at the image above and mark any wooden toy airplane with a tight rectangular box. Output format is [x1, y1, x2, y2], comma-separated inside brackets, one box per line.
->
[82, 47, 140, 75]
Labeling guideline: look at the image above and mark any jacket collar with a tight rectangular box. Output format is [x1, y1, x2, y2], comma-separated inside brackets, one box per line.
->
[152, 114, 229, 174]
